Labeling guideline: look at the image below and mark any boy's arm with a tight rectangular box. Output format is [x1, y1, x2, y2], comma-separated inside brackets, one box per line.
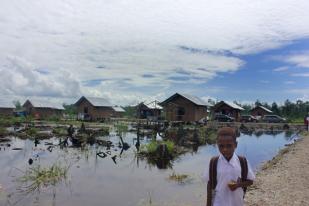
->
[237, 179, 253, 188]
[206, 181, 212, 206]
[228, 178, 253, 191]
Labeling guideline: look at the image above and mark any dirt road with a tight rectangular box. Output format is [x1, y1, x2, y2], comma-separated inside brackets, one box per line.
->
[245, 132, 309, 206]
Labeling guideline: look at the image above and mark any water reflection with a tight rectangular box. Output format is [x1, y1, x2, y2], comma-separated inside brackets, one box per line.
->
[0, 128, 300, 206]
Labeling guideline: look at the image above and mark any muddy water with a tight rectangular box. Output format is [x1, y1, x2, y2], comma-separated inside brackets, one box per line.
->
[0, 131, 298, 206]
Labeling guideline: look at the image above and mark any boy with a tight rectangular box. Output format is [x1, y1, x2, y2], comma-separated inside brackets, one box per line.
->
[203, 127, 255, 206]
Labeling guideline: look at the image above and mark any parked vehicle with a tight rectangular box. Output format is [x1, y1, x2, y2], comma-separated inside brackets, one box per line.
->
[198, 116, 209, 124]
[213, 114, 235, 122]
[240, 115, 258, 123]
[261, 115, 287, 123]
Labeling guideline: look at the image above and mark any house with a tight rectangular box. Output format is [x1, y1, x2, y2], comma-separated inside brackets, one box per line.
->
[251, 106, 273, 118]
[74, 96, 114, 121]
[22, 99, 63, 119]
[112, 106, 125, 118]
[0, 101, 14, 117]
[136, 101, 162, 120]
[212, 101, 244, 121]
[159, 93, 210, 122]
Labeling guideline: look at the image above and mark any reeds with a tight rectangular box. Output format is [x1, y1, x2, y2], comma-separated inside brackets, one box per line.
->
[16, 164, 69, 194]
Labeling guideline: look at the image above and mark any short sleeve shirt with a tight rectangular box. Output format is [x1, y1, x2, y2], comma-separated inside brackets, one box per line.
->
[203, 153, 255, 206]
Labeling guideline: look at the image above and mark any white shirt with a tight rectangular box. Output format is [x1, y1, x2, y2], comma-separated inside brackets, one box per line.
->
[203, 153, 255, 206]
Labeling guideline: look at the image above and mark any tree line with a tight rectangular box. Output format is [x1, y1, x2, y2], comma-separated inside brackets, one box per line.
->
[236, 99, 309, 121]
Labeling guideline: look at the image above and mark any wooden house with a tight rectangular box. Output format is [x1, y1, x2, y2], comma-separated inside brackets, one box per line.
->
[22, 99, 63, 119]
[112, 106, 125, 118]
[136, 101, 162, 120]
[0, 101, 14, 117]
[251, 106, 273, 118]
[160, 93, 210, 122]
[74, 96, 114, 121]
[212, 101, 244, 121]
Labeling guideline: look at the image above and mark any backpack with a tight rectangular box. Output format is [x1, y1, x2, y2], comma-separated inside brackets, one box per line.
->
[206, 155, 248, 206]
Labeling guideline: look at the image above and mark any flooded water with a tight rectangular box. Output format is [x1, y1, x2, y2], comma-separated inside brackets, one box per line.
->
[0, 130, 298, 206]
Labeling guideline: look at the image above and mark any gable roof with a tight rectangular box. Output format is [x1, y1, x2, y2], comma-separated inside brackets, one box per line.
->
[145, 101, 163, 110]
[214, 101, 244, 111]
[160, 93, 211, 106]
[112, 106, 125, 112]
[23, 99, 64, 110]
[253, 105, 273, 113]
[75, 96, 113, 107]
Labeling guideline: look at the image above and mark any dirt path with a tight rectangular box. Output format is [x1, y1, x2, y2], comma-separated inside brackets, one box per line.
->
[245, 133, 309, 206]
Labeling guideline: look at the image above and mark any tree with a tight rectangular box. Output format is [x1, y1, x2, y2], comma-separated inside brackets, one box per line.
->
[13, 100, 22, 110]
[255, 100, 262, 107]
[62, 104, 77, 116]
[271, 102, 280, 115]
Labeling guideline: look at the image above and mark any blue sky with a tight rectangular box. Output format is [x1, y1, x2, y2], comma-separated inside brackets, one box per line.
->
[0, 0, 309, 106]
[201, 39, 309, 103]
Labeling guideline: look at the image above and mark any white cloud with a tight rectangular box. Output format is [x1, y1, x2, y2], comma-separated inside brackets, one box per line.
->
[287, 88, 309, 94]
[273, 51, 309, 68]
[284, 81, 295, 84]
[1, 0, 309, 104]
[291, 73, 309, 77]
[0, 56, 81, 98]
[273, 66, 289, 72]
[260, 80, 270, 84]
[284, 51, 309, 68]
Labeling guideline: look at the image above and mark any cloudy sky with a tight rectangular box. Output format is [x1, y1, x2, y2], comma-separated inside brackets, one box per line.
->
[1, 0, 309, 106]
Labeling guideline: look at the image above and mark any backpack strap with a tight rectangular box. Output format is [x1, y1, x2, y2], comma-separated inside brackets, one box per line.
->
[238, 155, 248, 196]
[207, 156, 219, 206]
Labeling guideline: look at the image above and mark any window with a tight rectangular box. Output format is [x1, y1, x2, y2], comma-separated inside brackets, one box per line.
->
[177, 107, 185, 116]
[84, 107, 88, 113]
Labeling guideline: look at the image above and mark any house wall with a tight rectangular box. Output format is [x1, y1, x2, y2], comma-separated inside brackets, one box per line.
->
[33, 108, 63, 119]
[0, 108, 14, 116]
[93, 107, 114, 120]
[194, 105, 208, 121]
[112, 111, 125, 118]
[76, 99, 113, 120]
[214, 104, 241, 121]
[23, 101, 62, 119]
[163, 96, 207, 122]
[251, 108, 271, 117]
[136, 104, 161, 119]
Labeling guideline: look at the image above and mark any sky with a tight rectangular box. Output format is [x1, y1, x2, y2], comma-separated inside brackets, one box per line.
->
[0, 0, 309, 106]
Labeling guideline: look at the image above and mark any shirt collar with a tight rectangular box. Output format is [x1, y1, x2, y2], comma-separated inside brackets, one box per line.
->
[219, 152, 238, 166]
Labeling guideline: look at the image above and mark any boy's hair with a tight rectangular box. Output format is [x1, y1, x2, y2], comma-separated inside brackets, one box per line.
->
[217, 127, 237, 141]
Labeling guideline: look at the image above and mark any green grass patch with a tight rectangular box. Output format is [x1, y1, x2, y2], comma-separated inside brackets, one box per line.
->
[199, 127, 217, 144]
[52, 127, 67, 136]
[17, 163, 69, 194]
[168, 172, 190, 184]
[25, 127, 38, 138]
[141, 140, 175, 155]
[0, 127, 8, 136]
[115, 123, 128, 134]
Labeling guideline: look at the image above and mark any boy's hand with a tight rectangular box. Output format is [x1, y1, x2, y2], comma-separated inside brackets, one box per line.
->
[227, 181, 238, 191]
[227, 178, 241, 191]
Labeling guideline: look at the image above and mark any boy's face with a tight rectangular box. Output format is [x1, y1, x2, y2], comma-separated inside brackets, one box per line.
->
[217, 135, 237, 161]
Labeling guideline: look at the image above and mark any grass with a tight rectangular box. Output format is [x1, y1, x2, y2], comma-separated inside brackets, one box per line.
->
[115, 123, 128, 134]
[98, 126, 110, 136]
[142, 140, 175, 155]
[25, 127, 38, 138]
[17, 164, 69, 194]
[168, 172, 190, 184]
[0, 127, 8, 136]
[199, 127, 217, 144]
[52, 127, 67, 136]
[288, 118, 306, 124]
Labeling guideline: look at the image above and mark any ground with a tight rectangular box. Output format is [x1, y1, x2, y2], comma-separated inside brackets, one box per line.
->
[245, 132, 309, 206]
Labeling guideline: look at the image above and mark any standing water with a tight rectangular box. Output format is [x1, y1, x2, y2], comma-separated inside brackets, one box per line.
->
[0, 130, 298, 206]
